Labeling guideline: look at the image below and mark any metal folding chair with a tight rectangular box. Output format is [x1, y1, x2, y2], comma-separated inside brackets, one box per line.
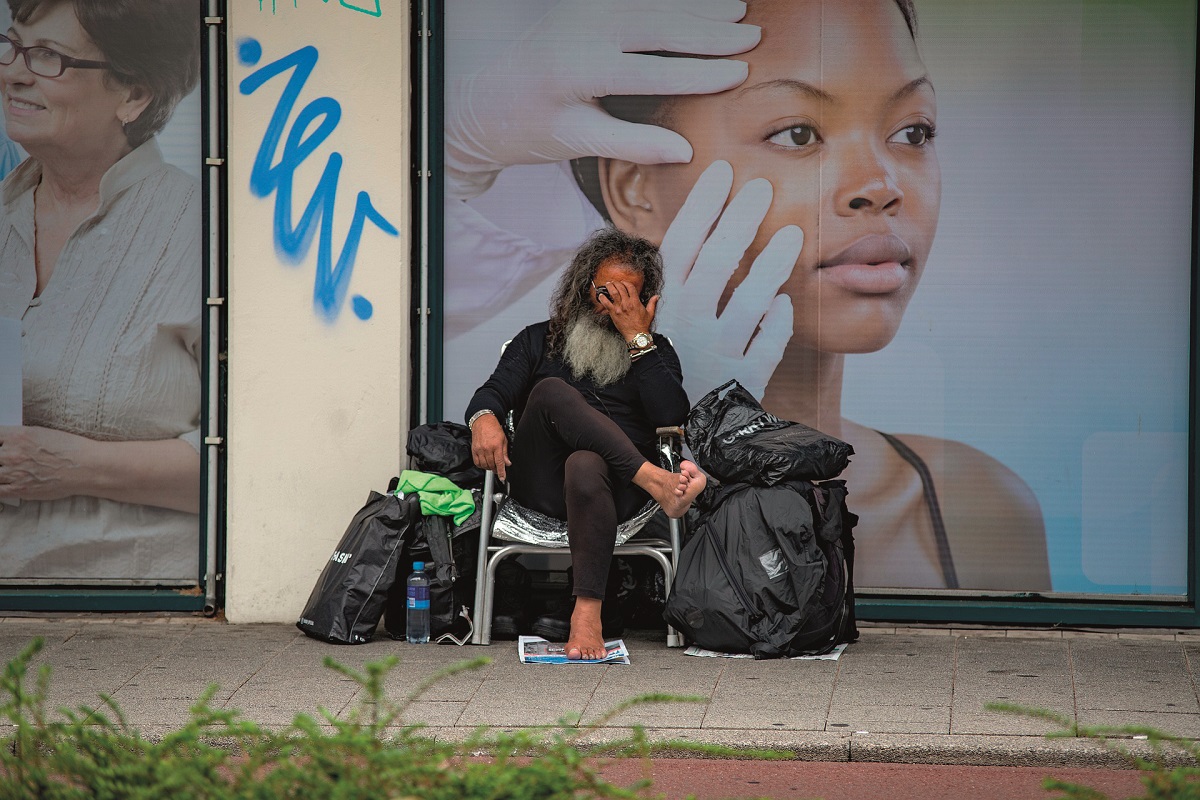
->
[469, 422, 686, 647]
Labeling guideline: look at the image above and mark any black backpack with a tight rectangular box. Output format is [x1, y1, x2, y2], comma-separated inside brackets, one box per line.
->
[664, 479, 858, 658]
[381, 422, 484, 642]
[406, 421, 484, 489]
[382, 483, 481, 642]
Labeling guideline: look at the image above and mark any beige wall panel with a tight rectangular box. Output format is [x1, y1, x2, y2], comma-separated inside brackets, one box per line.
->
[226, 1, 410, 622]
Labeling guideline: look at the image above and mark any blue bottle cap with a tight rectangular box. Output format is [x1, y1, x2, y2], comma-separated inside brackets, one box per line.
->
[413, 561, 424, 571]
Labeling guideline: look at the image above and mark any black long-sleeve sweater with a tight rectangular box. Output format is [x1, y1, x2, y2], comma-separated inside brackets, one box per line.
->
[464, 321, 690, 462]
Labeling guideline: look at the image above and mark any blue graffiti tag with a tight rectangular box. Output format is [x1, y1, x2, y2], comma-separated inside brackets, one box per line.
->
[236, 38, 398, 322]
[258, 0, 382, 16]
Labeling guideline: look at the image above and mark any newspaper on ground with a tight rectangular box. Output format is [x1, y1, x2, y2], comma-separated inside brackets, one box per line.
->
[518, 635, 630, 665]
[684, 643, 847, 661]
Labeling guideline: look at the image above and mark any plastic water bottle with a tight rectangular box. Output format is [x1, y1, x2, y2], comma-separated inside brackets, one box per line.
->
[406, 561, 430, 643]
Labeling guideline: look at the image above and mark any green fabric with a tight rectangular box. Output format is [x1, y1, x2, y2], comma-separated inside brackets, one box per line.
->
[395, 470, 475, 525]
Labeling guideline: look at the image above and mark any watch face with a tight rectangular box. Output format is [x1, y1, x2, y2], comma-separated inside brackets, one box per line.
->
[631, 332, 651, 349]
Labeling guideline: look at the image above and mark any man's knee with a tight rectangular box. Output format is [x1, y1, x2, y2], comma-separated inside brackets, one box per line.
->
[564, 451, 611, 500]
[528, 376, 580, 410]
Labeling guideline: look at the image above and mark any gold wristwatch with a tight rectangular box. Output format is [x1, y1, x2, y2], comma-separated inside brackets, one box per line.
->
[627, 332, 653, 351]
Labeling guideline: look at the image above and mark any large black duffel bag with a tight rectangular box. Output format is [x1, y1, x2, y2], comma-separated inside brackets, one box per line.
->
[664, 479, 858, 658]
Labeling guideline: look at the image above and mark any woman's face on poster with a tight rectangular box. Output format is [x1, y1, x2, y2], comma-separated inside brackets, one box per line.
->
[1, 3, 141, 159]
[611, 0, 942, 354]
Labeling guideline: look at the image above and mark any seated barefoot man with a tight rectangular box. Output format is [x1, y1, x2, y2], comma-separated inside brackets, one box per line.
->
[466, 228, 706, 660]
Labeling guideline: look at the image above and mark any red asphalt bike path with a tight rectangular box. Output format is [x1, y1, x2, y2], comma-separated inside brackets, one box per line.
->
[595, 759, 1150, 799]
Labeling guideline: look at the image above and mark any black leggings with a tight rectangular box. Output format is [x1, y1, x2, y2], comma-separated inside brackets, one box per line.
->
[507, 378, 651, 600]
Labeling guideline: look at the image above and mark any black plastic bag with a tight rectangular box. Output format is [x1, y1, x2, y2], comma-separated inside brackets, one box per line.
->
[297, 491, 420, 644]
[406, 421, 484, 489]
[686, 380, 853, 485]
[664, 479, 857, 658]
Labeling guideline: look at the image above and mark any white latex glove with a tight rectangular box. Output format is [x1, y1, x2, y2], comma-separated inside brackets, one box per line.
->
[657, 160, 803, 402]
[442, 196, 580, 336]
[445, 0, 760, 199]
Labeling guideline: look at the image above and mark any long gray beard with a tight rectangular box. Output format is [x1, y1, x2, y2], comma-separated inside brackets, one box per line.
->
[563, 314, 631, 387]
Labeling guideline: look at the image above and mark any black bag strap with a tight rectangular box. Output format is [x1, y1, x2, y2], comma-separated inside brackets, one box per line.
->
[701, 522, 764, 623]
[422, 514, 458, 586]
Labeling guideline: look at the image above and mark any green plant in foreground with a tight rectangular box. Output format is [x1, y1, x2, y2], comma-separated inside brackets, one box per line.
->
[0, 638, 787, 799]
[988, 702, 1200, 799]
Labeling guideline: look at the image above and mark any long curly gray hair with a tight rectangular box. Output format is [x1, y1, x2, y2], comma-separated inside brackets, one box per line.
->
[547, 227, 664, 355]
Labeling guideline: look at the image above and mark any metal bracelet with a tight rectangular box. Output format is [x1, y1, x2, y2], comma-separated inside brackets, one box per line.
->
[629, 344, 658, 361]
[468, 409, 496, 428]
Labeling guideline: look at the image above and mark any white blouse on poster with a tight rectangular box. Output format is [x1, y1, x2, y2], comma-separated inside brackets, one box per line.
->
[0, 140, 202, 583]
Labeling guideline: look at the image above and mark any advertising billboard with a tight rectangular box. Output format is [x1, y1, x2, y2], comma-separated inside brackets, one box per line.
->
[0, 1, 203, 585]
[441, 0, 1196, 597]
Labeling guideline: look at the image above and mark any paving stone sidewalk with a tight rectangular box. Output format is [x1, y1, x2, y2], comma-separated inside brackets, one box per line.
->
[1, 615, 1198, 768]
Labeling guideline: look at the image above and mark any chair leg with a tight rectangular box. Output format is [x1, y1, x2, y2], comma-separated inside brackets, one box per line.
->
[472, 471, 498, 645]
[478, 544, 531, 646]
[666, 516, 684, 647]
[616, 545, 682, 647]
[471, 563, 492, 645]
[476, 557, 494, 646]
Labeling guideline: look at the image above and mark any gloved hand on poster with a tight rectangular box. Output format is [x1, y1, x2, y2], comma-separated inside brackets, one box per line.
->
[444, 0, 760, 199]
[656, 160, 803, 402]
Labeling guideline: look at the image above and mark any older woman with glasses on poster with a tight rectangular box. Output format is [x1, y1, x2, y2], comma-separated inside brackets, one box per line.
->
[0, 0, 202, 582]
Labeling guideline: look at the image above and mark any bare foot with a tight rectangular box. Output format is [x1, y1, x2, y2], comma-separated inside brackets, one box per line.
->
[564, 597, 607, 660]
[668, 461, 707, 517]
[634, 460, 706, 519]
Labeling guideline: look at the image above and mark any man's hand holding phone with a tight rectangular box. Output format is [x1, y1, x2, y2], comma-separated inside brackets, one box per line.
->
[595, 279, 659, 344]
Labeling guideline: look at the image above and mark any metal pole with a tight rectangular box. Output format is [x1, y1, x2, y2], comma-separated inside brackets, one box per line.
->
[418, 0, 431, 425]
[203, 0, 223, 616]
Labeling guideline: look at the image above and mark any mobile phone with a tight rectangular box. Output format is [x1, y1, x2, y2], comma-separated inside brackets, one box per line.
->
[596, 285, 612, 302]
